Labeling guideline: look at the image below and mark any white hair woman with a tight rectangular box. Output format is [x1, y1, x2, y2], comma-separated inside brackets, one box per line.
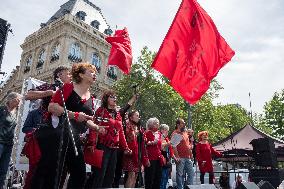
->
[144, 117, 164, 189]
[5, 92, 22, 112]
[160, 124, 173, 189]
[0, 92, 22, 188]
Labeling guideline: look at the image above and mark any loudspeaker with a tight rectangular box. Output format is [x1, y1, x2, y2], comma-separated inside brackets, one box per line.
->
[254, 151, 277, 168]
[187, 184, 217, 189]
[238, 182, 259, 189]
[250, 169, 284, 188]
[250, 138, 277, 168]
[258, 180, 275, 189]
[0, 18, 9, 65]
[250, 138, 275, 153]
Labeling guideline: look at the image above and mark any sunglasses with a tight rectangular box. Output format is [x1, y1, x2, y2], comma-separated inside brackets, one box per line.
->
[109, 95, 117, 100]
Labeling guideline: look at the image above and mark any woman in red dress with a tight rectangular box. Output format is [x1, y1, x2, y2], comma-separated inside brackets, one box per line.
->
[123, 110, 140, 188]
[196, 131, 222, 184]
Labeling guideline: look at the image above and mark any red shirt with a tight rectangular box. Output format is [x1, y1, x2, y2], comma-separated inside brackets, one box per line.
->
[88, 107, 128, 150]
[144, 130, 162, 161]
[51, 83, 73, 105]
[171, 130, 193, 159]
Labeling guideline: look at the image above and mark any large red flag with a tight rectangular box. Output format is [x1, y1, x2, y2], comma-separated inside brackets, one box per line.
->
[105, 27, 133, 74]
[151, 0, 235, 104]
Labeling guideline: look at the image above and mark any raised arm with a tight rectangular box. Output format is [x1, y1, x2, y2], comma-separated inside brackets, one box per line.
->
[210, 144, 222, 157]
[25, 90, 54, 101]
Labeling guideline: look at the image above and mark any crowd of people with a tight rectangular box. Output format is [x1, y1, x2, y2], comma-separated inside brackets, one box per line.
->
[0, 62, 226, 189]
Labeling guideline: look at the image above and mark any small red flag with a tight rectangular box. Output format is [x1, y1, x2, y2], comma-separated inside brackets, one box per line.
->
[105, 28, 133, 74]
[151, 0, 235, 104]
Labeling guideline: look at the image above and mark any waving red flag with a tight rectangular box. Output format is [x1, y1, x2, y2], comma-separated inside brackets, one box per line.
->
[105, 27, 133, 74]
[151, 0, 235, 104]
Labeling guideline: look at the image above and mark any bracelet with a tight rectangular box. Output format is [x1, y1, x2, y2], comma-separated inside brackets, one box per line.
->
[74, 112, 79, 121]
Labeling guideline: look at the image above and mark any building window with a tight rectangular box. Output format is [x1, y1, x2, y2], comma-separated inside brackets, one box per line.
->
[91, 53, 101, 73]
[107, 66, 117, 80]
[76, 11, 87, 21]
[50, 43, 60, 62]
[36, 49, 45, 69]
[62, 9, 70, 15]
[91, 20, 100, 30]
[68, 43, 82, 62]
[24, 56, 32, 73]
[104, 28, 113, 36]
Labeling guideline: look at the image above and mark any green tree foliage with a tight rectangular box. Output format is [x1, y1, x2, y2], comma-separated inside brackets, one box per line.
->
[114, 47, 186, 129]
[114, 46, 252, 143]
[263, 90, 284, 139]
[191, 96, 252, 143]
[252, 113, 273, 135]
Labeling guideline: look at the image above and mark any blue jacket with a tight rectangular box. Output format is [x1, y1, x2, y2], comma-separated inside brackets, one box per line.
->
[22, 108, 44, 134]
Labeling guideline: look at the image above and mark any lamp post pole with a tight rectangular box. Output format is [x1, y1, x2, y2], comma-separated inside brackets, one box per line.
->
[188, 103, 192, 130]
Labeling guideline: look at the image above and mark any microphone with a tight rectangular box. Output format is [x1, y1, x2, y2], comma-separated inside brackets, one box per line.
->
[54, 78, 64, 87]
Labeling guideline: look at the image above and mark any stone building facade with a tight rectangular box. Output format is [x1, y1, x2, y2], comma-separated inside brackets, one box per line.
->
[0, 0, 121, 102]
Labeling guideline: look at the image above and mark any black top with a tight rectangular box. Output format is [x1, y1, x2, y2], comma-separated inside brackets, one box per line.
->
[64, 90, 94, 143]
[0, 106, 17, 145]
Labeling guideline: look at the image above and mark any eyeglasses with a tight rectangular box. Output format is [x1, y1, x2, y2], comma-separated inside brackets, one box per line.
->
[109, 95, 117, 100]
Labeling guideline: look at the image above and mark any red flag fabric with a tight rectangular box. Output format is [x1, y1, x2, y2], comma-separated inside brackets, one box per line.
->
[151, 0, 235, 104]
[105, 28, 133, 74]
[21, 133, 41, 165]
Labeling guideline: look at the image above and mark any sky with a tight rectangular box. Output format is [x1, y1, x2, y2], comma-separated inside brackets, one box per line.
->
[0, 0, 284, 114]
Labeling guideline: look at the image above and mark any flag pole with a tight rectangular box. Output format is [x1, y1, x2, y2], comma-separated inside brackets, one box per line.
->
[187, 103, 192, 129]
[248, 92, 253, 122]
[135, 67, 153, 95]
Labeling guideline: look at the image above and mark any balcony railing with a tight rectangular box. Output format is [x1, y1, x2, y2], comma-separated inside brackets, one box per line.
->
[50, 54, 60, 62]
[23, 66, 30, 73]
[107, 71, 117, 80]
[68, 54, 82, 63]
[36, 61, 44, 69]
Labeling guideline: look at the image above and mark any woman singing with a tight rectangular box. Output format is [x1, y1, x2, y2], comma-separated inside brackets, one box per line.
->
[47, 63, 101, 189]
[122, 110, 141, 188]
[86, 90, 131, 188]
[196, 131, 222, 184]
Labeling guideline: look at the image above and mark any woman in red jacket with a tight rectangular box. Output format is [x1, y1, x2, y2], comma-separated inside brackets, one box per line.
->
[122, 110, 140, 188]
[86, 90, 131, 188]
[196, 131, 222, 184]
[143, 117, 164, 189]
